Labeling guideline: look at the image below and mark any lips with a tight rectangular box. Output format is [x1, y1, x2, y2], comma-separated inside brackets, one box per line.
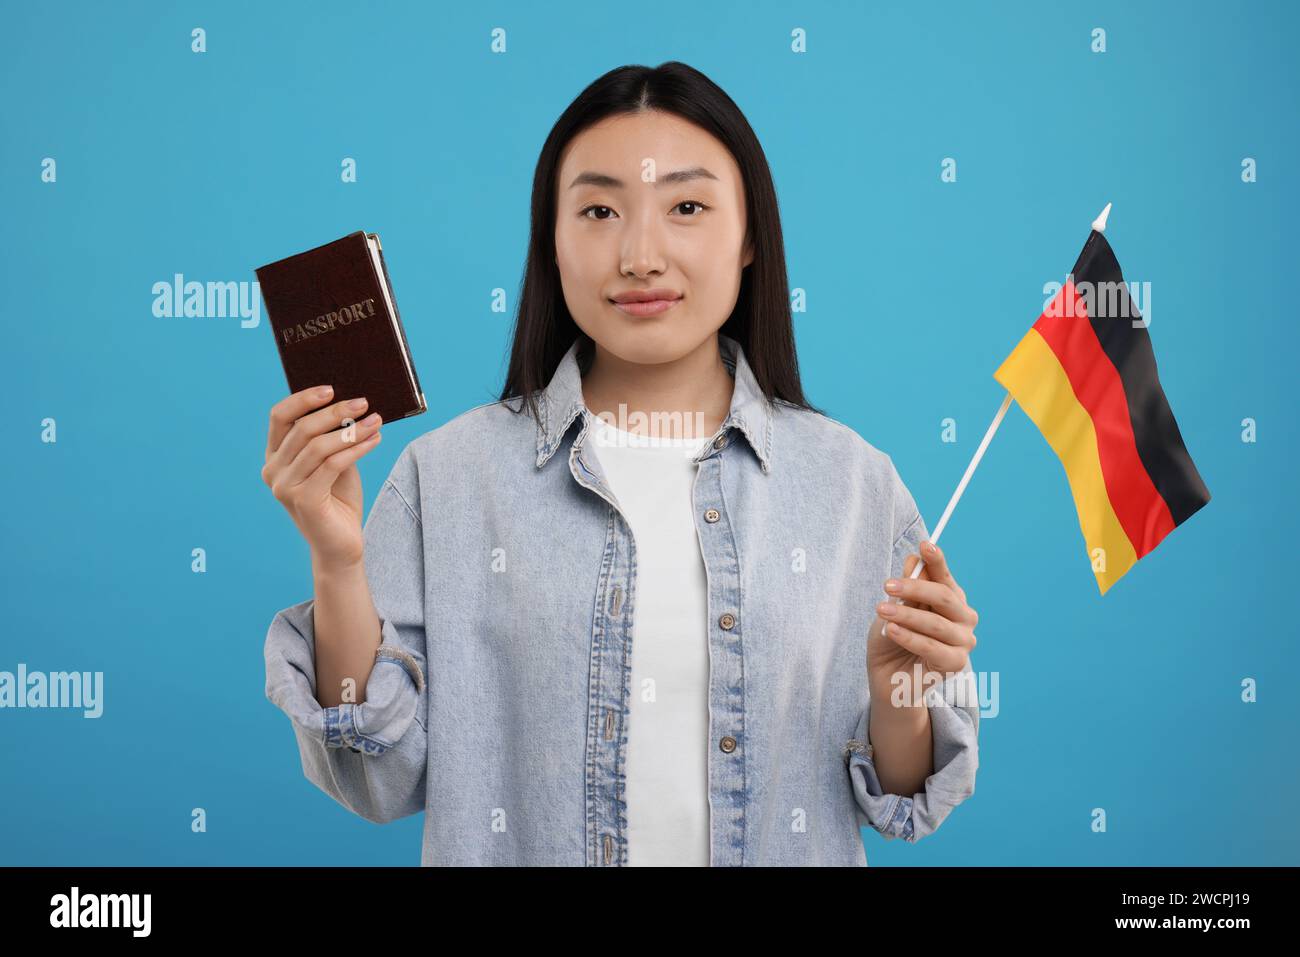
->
[609, 288, 683, 317]
[611, 288, 682, 303]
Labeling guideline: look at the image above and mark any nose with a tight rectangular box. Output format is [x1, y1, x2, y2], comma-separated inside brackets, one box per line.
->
[620, 210, 667, 277]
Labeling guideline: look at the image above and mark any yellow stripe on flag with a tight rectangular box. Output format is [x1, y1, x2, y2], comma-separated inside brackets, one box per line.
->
[994, 329, 1138, 594]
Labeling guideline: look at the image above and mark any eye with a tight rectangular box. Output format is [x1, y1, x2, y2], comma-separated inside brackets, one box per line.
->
[580, 205, 616, 221]
[674, 200, 709, 216]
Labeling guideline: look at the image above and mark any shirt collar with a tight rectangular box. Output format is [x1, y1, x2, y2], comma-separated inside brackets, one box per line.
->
[533, 331, 774, 474]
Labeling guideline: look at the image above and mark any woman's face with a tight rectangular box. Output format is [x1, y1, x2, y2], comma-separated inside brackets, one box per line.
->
[554, 109, 753, 365]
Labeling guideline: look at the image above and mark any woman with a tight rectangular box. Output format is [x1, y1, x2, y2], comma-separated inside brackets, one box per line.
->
[262, 61, 980, 866]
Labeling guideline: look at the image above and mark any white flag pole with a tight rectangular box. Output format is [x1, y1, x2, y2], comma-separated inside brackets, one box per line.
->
[904, 392, 1013, 580]
[901, 202, 1113, 583]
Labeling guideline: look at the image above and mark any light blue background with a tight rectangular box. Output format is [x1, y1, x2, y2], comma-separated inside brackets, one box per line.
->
[2, 0, 1294, 865]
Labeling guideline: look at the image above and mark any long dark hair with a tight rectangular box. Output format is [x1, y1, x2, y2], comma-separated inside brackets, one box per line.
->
[498, 60, 823, 421]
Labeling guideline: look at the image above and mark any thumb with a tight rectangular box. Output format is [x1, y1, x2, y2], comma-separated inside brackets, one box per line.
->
[898, 552, 932, 607]
[901, 552, 928, 581]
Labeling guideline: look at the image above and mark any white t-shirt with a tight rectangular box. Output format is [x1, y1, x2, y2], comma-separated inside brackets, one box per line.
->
[587, 413, 712, 866]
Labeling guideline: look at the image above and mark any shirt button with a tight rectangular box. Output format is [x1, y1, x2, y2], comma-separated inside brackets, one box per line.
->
[704, 508, 720, 523]
[712, 434, 728, 450]
[719, 612, 736, 630]
[719, 735, 737, 753]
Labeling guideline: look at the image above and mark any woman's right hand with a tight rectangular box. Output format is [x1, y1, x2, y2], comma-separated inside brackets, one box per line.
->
[262, 385, 384, 571]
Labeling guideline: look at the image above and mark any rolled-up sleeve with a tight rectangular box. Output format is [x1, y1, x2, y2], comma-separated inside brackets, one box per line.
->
[846, 459, 980, 843]
[264, 447, 430, 825]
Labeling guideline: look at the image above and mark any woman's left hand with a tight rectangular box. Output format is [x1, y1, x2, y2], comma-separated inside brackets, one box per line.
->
[867, 540, 978, 694]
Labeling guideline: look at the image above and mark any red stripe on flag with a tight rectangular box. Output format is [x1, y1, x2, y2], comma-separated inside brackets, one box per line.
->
[1032, 282, 1177, 557]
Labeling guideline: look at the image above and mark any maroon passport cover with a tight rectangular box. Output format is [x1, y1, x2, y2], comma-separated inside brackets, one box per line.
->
[255, 231, 427, 425]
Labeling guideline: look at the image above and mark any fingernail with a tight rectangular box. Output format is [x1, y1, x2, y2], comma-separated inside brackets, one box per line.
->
[316, 385, 333, 397]
[884, 580, 900, 593]
[349, 397, 367, 411]
[923, 541, 937, 554]
[361, 412, 380, 426]
[877, 602, 896, 616]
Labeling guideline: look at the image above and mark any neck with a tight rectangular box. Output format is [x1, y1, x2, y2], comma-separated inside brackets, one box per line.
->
[580, 333, 734, 438]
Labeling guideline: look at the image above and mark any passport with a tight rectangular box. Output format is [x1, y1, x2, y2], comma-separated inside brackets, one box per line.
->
[255, 231, 427, 425]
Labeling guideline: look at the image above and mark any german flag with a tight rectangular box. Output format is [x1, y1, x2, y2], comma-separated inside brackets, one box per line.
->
[994, 226, 1210, 594]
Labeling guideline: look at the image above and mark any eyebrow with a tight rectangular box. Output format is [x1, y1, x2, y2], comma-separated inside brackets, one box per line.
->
[567, 166, 720, 189]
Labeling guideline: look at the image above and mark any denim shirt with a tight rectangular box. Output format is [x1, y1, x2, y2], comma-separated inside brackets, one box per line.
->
[264, 332, 979, 866]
